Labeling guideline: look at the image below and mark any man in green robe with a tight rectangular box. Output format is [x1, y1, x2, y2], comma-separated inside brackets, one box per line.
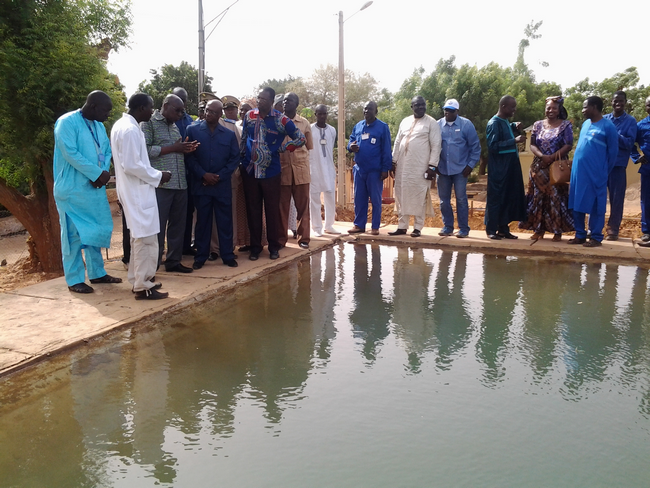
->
[485, 95, 527, 239]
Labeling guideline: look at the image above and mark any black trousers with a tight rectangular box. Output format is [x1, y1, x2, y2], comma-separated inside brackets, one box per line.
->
[155, 187, 188, 269]
[193, 189, 235, 264]
[240, 168, 282, 254]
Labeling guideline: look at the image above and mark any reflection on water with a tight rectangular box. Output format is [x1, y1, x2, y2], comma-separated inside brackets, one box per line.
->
[1, 245, 650, 487]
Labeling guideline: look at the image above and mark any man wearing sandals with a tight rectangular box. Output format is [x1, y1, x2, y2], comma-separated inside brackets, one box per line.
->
[568, 97, 618, 248]
[389, 96, 441, 238]
[53, 90, 123, 294]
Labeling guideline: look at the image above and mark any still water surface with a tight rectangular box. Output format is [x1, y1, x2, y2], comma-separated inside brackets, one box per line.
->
[1, 244, 650, 487]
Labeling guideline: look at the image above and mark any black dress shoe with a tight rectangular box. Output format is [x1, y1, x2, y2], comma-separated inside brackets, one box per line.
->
[567, 237, 587, 245]
[183, 247, 198, 256]
[208, 252, 219, 261]
[270, 251, 280, 260]
[487, 233, 503, 240]
[299, 242, 309, 249]
[166, 263, 193, 273]
[583, 239, 603, 247]
[224, 259, 238, 267]
[388, 228, 407, 236]
[239, 245, 251, 252]
[249, 252, 259, 261]
[132, 282, 162, 293]
[192, 261, 204, 270]
[411, 229, 421, 238]
[496, 232, 518, 239]
[134, 288, 169, 300]
[68, 282, 94, 293]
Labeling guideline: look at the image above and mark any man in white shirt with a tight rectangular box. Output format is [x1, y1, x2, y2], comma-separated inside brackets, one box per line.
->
[309, 105, 339, 236]
[389, 96, 441, 237]
[111, 93, 171, 300]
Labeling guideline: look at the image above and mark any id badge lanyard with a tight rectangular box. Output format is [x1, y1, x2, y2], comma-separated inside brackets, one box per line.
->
[81, 111, 105, 167]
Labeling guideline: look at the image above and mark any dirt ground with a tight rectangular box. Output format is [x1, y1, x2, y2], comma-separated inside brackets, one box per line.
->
[0, 257, 61, 293]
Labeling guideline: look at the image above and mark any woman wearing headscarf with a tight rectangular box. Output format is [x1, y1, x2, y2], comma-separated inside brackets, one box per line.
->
[519, 96, 574, 241]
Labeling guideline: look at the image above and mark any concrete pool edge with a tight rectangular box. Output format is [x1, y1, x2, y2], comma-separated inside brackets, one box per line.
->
[0, 238, 342, 379]
[1, 222, 649, 379]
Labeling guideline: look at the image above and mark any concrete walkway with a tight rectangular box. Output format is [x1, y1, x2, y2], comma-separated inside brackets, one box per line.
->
[2, 222, 649, 378]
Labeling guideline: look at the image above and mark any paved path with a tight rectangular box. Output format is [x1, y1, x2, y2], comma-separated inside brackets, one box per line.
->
[2, 222, 649, 378]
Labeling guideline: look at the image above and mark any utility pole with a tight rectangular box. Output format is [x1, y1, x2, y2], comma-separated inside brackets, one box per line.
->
[198, 0, 205, 96]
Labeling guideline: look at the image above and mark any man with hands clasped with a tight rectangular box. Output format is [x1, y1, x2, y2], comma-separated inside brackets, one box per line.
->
[185, 99, 240, 269]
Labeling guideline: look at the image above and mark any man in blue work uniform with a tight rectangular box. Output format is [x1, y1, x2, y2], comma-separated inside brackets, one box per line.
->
[347, 101, 392, 235]
[185, 99, 240, 268]
[604, 91, 638, 240]
[632, 96, 650, 247]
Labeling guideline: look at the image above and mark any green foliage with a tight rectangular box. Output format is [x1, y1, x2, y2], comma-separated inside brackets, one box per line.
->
[515, 20, 544, 76]
[385, 21, 561, 158]
[565, 67, 650, 139]
[256, 76, 299, 96]
[0, 156, 31, 194]
[137, 61, 212, 116]
[77, 0, 132, 51]
[0, 0, 130, 190]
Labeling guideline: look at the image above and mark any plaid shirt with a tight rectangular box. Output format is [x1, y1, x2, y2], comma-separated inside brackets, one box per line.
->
[140, 110, 187, 190]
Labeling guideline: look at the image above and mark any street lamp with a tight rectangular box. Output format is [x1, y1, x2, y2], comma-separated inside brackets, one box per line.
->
[337, 1, 373, 207]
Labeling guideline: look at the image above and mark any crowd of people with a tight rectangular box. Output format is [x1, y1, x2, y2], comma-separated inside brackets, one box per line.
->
[362, 91, 650, 249]
[51, 87, 340, 299]
[50, 86, 650, 299]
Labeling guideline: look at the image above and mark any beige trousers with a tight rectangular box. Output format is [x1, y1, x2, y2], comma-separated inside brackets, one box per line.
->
[128, 235, 158, 292]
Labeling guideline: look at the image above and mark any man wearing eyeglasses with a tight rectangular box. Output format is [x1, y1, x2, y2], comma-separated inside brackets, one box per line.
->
[240, 86, 306, 260]
[141, 94, 199, 273]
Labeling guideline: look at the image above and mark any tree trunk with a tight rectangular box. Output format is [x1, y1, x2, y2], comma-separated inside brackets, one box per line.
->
[0, 161, 63, 274]
[478, 155, 487, 175]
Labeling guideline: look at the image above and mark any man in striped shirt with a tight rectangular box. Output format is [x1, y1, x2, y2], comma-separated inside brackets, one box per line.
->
[141, 94, 199, 273]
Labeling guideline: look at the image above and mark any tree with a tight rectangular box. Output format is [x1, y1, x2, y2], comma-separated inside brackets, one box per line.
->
[0, 0, 131, 273]
[137, 62, 212, 116]
[256, 65, 383, 139]
[565, 67, 650, 139]
[386, 21, 555, 174]
[256, 75, 300, 97]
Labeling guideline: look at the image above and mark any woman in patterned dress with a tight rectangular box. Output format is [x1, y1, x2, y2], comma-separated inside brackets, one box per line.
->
[519, 96, 574, 241]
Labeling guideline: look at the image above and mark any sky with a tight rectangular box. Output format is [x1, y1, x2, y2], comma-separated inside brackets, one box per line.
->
[107, 0, 650, 103]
